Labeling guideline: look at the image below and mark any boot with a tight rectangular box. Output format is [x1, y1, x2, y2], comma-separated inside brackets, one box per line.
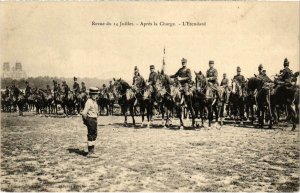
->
[87, 142, 98, 158]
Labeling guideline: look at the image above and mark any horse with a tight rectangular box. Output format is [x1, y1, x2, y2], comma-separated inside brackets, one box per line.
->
[35, 90, 47, 114]
[229, 79, 247, 124]
[77, 92, 88, 113]
[247, 77, 273, 128]
[168, 83, 185, 129]
[65, 90, 77, 115]
[270, 81, 298, 131]
[194, 73, 224, 128]
[154, 72, 176, 128]
[193, 72, 208, 127]
[1, 92, 12, 112]
[16, 92, 27, 116]
[53, 92, 66, 114]
[244, 81, 257, 124]
[141, 83, 155, 127]
[112, 78, 136, 126]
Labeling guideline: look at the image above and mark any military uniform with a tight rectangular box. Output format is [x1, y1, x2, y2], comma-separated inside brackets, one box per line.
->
[148, 71, 158, 85]
[206, 68, 218, 85]
[279, 67, 292, 82]
[73, 81, 80, 94]
[46, 86, 52, 95]
[25, 85, 31, 97]
[170, 67, 192, 86]
[220, 78, 229, 87]
[81, 84, 87, 93]
[62, 82, 69, 96]
[233, 74, 245, 85]
[5, 87, 9, 96]
[133, 73, 145, 90]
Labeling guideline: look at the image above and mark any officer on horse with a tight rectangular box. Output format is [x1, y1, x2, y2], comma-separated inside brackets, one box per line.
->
[277, 58, 293, 85]
[62, 81, 69, 97]
[73, 77, 80, 96]
[206, 60, 219, 98]
[233, 66, 245, 85]
[170, 58, 192, 87]
[25, 81, 31, 98]
[81, 82, 87, 93]
[132, 66, 145, 92]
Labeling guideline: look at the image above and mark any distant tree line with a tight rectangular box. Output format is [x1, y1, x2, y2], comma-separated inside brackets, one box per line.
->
[1, 76, 111, 90]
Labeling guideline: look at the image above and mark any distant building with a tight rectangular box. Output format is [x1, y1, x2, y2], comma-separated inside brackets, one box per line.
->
[2, 62, 27, 79]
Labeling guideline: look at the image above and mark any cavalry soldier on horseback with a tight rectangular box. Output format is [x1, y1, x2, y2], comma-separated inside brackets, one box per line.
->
[25, 81, 31, 98]
[148, 65, 158, 86]
[108, 81, 113, 93]
[73, 77, 80, 95]
[170, 58, 192, 87]
[46, 85, 52, 95]
[277, 58, 293, 85]
[220, 73, 229, 87]
[206, 60, 219, 98]
[53, 80, 59, 98]
[206, 60, 218, 86]
[5, 86, 10, 96]
[220, 73, 230, 103]
[132, 66, 145, 91]
[81, 82, 87, 93]
[62, 81, 69, 97]
[233, 66, 245, 85]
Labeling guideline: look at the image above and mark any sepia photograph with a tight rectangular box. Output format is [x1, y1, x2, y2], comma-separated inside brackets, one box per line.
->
[0, 1, 299, 192]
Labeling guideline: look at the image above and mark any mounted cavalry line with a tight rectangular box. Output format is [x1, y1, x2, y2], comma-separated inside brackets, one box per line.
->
[1, 53, 299, 131]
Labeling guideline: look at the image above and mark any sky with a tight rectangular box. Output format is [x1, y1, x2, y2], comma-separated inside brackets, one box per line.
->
[0, 2, 299, 83]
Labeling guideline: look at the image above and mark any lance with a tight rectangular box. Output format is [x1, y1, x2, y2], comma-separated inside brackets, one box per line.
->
[161, 46, 166, 74]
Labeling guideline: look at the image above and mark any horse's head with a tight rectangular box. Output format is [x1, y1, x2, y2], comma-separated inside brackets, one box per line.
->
[195, 72, 207, 92]
[247, 77, 264, 92]
[231, 79, 240, 95]
[143, 84, 153, 100]
[112, 78, 130, 97]
[170, 84, 181, 102]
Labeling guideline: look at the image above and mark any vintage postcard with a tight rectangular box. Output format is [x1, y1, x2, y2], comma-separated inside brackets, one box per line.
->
[0, 1, 299, 192]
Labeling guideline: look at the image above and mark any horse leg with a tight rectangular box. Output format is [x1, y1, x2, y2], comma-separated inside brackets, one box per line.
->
[286, 103, 297, 131]
[129, 104, 135, 126]
[179, 107, 184, 129]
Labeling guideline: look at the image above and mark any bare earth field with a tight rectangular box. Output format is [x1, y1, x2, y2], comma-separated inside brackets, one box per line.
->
[1, 113, 299, 192]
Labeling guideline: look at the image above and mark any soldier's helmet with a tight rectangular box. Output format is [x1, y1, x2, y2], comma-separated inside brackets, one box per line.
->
[81, 82, 85, 84]
[284, 58, 289, 67]
[258, 64, 263, 70]
[25, 81, 29, 84]
[181, 58, 187, 64]
[209, 60, 214, 65]
[103, 84, 106, 87]
[74, 77, 77, 81]
[134, 66, 139, 72]
[150, 65, 155, 70]
[237, 66, 241, 72]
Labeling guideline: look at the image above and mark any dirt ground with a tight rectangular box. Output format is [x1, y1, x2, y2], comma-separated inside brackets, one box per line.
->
[1, 112, 299, 192]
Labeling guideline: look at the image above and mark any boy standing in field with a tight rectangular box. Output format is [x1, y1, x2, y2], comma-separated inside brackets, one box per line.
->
[81, 87, 99, 158]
